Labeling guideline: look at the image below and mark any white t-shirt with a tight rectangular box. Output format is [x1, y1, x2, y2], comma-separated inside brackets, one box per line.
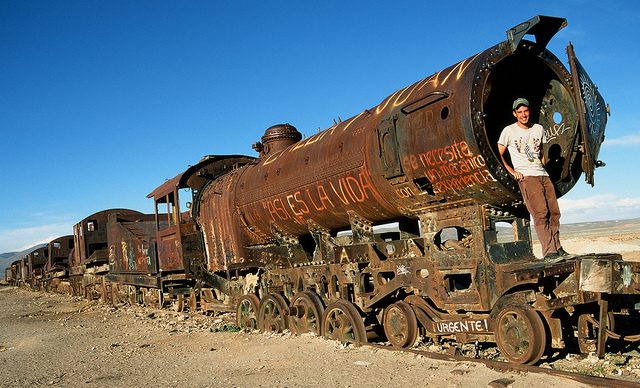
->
[498, 123, 548, 177]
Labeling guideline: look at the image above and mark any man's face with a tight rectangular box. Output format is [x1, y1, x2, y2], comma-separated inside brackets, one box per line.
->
[513, 105, 530, 127]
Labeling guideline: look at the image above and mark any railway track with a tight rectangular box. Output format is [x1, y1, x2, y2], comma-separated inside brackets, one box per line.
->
[363, 342, 640, 387]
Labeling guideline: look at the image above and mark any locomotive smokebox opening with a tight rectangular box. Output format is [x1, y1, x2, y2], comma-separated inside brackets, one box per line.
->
[258, 123, 302, 156]
[481, 44, 582, 196]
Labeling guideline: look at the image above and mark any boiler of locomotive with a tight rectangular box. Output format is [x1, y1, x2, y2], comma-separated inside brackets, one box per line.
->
[232, 16, 607, 241]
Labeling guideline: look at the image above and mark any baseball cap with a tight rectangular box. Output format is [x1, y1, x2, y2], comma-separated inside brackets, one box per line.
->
[512, 98, 529, 110]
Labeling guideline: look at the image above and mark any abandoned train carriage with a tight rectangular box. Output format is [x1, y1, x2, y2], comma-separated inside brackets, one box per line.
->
[173, 16, 640, 365]
[70, 209, 145, 299]
[7, 260, 22, 286]
[103, 173, 204, 310]
[25, 246, 48, 288]
[41, 235, 75, 293]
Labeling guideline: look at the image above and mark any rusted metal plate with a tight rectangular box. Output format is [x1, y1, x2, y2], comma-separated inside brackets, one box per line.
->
[24, 247, 48, 286]
[70, 209, 144, 296]
[148, 171, 205, 273]
[184, 17, 599, 271]
[580, 256, 640, 294]
[107, 213, 158, 275]
[104, 273, 161, 288]
[567, 42, 608, 185]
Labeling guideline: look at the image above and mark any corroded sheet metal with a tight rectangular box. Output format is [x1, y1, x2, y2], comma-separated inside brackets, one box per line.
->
[107, 213, 158, 275]
[173, 16, 639, 364]
[148, 171, 199, 273]
[580, 256, 640, 294]
[149, 173, 185, 273]
[225, 21, 602, 250]
[197, 170, 247, 271]
[104, 273, 161, 288]
[567, 42, 608, 185]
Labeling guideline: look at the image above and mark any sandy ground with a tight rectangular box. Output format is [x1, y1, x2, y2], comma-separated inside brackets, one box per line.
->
[2, 232, 640, 387]
[0, 288, 595, 388]
[533, 233, 640, 261]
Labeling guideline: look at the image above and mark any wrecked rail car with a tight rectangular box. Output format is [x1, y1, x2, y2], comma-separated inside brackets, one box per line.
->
[102, 174, 203, 311]
[41, 235, 74, 294]
[174, 15, 640, 365]
[6, 15, 640, 366]
[70, 209, 144, 299]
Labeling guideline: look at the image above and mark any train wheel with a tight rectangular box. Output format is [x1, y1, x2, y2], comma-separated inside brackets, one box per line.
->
[111, 284, 122, 305]
[383, 301, 418, 348]
[495, 303, 546, 364]
[322, 300, 367, 344]
[123, 285, 135, 304]
[148, 288, 162, 308]
[258, 293, 289, 333]
[577, 311, 615, 354]
[172, 294, 185, 312]
[236, 294, 260, 330]
[288, 291, 324, 336]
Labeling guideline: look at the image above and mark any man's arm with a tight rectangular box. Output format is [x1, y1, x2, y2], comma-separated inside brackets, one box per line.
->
[498, 144, 523, 181]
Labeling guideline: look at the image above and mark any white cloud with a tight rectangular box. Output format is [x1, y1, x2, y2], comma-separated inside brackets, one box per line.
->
[603, 134, 640, 147]
[559, 194, 640, 224]
[0, 223, 73, 254]
[18, 236, 58, 252]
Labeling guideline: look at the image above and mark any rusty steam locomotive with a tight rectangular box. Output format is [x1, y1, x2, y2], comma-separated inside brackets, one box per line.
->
[7, 16, 640, 365]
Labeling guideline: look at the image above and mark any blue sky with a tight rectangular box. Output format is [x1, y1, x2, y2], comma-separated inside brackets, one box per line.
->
[1, 1, 639, 253]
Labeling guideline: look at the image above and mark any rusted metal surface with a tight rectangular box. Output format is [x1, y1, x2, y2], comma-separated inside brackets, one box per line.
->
[73, 209, 144, 267]
[148, 174, 186, 273]
[185, 15, 609, 274]
[176, 155, 257, 273]
[105, 213, 160, 288]
[227, 18, 599, 243]
[36, 235, 75, 292]
[9, 260, 23, 285]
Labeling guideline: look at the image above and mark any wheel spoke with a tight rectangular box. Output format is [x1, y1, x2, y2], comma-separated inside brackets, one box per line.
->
[495, 303, 546, 364]
[322, 300, 366, 344]
[288, 291, 324, 336]
[257, 293, 289, 333]
[383, 301, 418, 348]
[236, 294, 260, 330]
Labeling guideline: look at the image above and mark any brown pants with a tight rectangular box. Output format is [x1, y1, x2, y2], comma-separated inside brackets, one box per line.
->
[518, 176, 561, 257]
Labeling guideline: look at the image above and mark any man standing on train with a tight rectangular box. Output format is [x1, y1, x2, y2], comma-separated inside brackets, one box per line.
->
[497, 98, 569, 262]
